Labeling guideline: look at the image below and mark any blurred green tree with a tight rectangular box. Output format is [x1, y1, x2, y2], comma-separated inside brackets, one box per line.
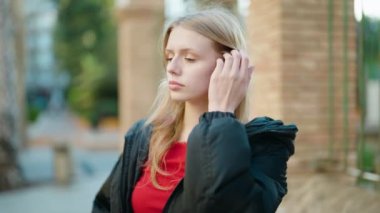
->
[54, 0, 118, 127]
[362, 16, 380, 80]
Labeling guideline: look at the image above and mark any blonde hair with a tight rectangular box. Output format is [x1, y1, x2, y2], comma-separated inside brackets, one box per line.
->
[145, 7, 250, 190]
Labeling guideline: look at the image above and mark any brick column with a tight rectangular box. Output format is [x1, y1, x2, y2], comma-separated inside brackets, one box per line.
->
[248, 1, 283, 119]
[247, 0, 357, 150]
[117, 1, 164, 136]
[195, 0, 237, 12]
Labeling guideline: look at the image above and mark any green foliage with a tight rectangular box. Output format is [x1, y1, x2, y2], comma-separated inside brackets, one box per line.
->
[27, 105, 41, 123]
[362, 142, 376, 172]
[67, 54, 104, 117]
[362, 16, 380, 80]
[356, 140, 380, 191]
[54, 0, 118, 126]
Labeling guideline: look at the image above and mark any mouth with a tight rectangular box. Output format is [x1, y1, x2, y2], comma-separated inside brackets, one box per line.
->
[168, 80, 184, 90]
[169, 80, 184, 87]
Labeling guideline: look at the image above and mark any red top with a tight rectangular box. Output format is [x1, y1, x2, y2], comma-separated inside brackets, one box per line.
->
[131, 142, 187, 213]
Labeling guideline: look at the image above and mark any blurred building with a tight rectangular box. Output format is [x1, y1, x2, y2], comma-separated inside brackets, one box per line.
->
[24, 0, 68, 113]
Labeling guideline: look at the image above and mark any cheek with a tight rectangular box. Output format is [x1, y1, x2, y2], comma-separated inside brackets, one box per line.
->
[193, 64, 215, 89]
[184, 59, 217, 85]
[198, 61, 216, 78]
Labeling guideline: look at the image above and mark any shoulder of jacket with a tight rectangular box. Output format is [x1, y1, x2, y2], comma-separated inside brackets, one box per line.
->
[123, 119, 151, 140]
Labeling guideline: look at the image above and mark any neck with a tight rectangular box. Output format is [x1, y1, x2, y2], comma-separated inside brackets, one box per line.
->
[178, 100, 208, 142]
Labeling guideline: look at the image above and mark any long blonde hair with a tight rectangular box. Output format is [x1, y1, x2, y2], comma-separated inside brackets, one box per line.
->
[145, 7, 250, 190]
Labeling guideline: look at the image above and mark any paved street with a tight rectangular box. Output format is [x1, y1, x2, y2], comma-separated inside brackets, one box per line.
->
[0, 173, 107, 213]
[0, 148, 119, 213]
[0, 110, 120, 213]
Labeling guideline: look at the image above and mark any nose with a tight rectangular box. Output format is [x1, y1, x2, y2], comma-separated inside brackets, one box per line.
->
[166, 58, 181, 76]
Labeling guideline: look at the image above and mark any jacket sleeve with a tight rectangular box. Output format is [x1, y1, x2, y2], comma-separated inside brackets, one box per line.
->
[92, 156, 122, 213]
[91, 119, 147, 213]
[183, 112, 295, 213]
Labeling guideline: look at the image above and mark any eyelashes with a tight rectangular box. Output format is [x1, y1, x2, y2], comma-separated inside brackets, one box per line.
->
[165, 57, 196, 62]
[184, 58, 195, 62]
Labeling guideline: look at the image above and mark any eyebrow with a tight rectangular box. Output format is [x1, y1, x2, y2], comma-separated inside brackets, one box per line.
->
[165, 48, 200, 55]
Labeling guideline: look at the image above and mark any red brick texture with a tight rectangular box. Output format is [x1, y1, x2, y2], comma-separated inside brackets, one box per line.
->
[247, 0, 358, 152]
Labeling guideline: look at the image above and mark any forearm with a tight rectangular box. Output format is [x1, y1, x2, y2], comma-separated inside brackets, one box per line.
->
[182, 112, 291, 213]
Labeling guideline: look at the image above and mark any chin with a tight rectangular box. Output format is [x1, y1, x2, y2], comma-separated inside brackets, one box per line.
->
[169, 94, 188, 102]
[170, 93, 208, 104]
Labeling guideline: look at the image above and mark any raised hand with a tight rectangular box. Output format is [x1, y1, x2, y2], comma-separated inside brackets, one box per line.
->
[208, 50, 254, 113]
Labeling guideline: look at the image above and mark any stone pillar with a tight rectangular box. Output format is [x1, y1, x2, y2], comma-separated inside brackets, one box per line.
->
[53, 142, 73, 185]
[117, 1, 164, 137]
[248, 0, 357, 151]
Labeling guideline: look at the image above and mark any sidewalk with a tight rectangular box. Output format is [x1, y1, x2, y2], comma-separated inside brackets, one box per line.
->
[0, 109, 120, 213]
[0, 148, 119, 213]
[27, 110, 121, 149]
[0, 174, 107, 213]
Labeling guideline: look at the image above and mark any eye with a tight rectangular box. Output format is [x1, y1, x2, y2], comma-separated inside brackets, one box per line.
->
[185, 58, 195, 62]
[166, 57, 173, 62]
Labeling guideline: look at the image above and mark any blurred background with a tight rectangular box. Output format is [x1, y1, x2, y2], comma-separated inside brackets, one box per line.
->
[0, 0, 379, 212]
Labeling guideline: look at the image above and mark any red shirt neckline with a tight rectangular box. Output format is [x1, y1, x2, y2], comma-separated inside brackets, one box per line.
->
[131, 142, 187, 213]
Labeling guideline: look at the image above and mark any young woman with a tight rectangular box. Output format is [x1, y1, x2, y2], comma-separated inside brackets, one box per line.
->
[92, 8, 298, 213]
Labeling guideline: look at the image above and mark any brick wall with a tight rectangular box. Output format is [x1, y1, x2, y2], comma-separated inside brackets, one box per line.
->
[248, 0, 283, 119]
[248, 0, 358, 154]
[117, 1, 165, 135]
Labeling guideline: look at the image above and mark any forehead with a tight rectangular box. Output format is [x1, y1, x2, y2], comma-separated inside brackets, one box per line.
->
[165, 26, 215, 53]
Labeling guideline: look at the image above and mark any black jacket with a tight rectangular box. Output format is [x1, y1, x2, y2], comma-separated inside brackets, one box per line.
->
[92, 112, 298, 213]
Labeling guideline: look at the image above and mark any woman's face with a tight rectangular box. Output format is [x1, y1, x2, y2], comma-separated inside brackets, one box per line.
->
[165, 26, 220, 103]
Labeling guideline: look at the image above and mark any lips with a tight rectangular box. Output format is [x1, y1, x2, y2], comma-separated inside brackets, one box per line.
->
[168, 80, 184, 90]
[169, 80, 184, 87]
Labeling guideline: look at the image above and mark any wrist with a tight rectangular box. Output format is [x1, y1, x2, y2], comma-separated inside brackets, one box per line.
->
[208, 109, 234, 114]
[201, 111, 236, 121]
[208, 105, 235, 114]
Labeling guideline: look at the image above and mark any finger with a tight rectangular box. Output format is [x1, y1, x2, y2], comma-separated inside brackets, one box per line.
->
[249, 65, 255, 72]
[231, 50, 241, 74]
[244, 66, 254, 85]
[247, 66, 255, 78]
[239, 50, 249, 76]
[214, 58, 224, 73]
[222, 52, 233, 73]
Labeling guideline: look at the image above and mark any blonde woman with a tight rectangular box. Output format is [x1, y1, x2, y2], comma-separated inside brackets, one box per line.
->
[93, 7, 297, 213]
